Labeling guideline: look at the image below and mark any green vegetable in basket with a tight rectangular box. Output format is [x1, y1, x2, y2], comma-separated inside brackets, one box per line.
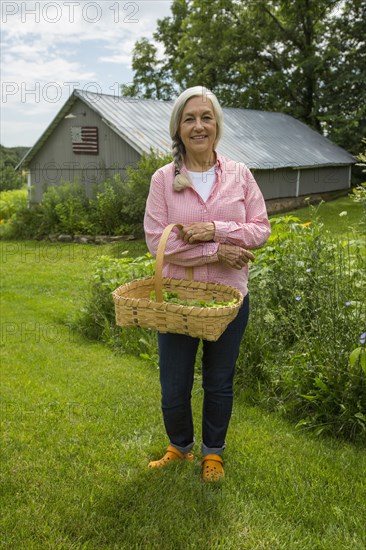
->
[150, 290, 237, 308]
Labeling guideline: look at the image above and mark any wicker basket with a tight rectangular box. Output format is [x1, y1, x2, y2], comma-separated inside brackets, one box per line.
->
[112, 223, 243, 341]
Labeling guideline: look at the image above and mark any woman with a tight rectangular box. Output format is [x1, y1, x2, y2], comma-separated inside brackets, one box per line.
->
[144, 86, 270, 481]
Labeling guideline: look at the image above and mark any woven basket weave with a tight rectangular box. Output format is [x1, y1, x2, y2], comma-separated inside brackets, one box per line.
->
[112, 223, 243, 341]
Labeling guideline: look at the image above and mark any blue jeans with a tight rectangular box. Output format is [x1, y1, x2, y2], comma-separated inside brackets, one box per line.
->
[157, 294, 249, 456]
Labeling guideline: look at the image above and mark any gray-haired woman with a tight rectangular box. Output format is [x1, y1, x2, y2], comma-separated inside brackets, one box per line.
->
[144, 86, 270, 481]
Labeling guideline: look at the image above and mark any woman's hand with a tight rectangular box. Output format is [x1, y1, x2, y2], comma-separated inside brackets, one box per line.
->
[217, 244, 255, 270]
[181, 222, 215, 243]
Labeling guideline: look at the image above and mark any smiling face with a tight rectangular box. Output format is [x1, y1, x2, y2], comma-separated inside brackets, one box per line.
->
[179, 96, 217, 167]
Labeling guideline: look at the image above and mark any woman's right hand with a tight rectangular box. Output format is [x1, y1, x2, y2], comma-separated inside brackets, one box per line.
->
[217, 244, 255, 270]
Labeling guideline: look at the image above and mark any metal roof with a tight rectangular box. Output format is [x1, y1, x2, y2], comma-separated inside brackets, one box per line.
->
[17, 89, 355, 170]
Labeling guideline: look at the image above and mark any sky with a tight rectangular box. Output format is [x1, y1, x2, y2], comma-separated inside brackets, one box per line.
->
[1, 0, 173, 147]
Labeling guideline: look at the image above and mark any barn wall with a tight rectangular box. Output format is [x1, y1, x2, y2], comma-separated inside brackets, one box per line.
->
[252, 168, 297, 200]
[29, 99, 141, 202]
[299, 166, 350, 195]
[252, 166, 350, 200]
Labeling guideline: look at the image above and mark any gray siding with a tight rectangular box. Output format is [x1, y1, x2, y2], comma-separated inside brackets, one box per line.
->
[252, 166, 350, 200]
[29, 99, 140, 202]
[252, 168, 297, 200]
[299, 166, 350, 195]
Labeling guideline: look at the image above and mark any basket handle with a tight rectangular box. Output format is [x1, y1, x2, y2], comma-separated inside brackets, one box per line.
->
[155, 223, 193, 302]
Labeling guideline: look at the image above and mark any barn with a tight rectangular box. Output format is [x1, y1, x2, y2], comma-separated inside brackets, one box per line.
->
[17, 89, 356, 204]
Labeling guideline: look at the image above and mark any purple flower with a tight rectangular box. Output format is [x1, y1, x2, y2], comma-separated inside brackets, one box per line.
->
[306, 268, 312, 273]
[360, 332, 366, 345]
[295, 296, 302, 301]
[345, 301, 351, 306]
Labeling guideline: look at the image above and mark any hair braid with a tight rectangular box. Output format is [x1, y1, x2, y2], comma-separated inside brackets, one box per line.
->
[172, 136, 192, 192]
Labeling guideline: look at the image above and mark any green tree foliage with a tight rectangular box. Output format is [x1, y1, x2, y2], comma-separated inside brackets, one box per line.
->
[123, 0, 366, 153]
[0, 145, 29, 191]
[0, 163, 24, 191]
[121, 38, 175, 100]
[319, 0, 366, 151]
[0, 145, 29, 166]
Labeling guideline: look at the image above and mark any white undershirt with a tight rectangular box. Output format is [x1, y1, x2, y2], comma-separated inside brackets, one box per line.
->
[187, 166, 216, 202]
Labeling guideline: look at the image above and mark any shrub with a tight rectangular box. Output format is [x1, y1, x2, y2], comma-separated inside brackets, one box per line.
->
[349, 138, 366, 226]
[89, 175, 127, 235]
[40, 180, 93, 235]
[237, 213, 366, 441]
[119, 150, 172, 236]
[0, 162, 25, 191]
[0, 151, 172, 239]
[75, 252, 157, 361]
[0, 188, 42, 239]
[0, 188, 27, 222]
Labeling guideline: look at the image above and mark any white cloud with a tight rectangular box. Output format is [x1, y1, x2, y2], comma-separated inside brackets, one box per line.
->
[1, 0, 173, 146]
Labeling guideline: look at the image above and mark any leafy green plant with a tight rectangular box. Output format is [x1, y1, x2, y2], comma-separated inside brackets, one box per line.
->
[0, 188, 27, 222]
[0, 188, 44, 239]
[119, 150, 172, 236]
[0, 162, 25, 191]
[349, 138, 366, 226]
[237, 212, 366, 441]
[40, 180, 92, 235]
[89, 175, 127, 235]
[75, 252, 157, 360]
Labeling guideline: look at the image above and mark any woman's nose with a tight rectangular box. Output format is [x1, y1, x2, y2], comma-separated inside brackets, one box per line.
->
[194, 118, 204, 130]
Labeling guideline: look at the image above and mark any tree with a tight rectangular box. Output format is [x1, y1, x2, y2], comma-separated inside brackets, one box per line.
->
[122, 0, 365, 153]
[0, 145, 28, 191]
[121, 38, 174, 100]
[319, 0, 366, 151]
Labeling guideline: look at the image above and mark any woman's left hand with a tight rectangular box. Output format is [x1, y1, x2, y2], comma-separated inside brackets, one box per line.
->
[181, 222, 215, 243]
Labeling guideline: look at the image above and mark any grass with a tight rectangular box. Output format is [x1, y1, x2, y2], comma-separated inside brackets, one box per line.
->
[1, 218, 366, 548]
[285, 196, 364, 234]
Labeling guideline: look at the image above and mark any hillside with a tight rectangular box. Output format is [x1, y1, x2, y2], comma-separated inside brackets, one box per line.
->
[1, 144, 30, 167]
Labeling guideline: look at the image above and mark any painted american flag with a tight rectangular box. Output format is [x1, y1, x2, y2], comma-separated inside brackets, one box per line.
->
[71, 126, 98, 154]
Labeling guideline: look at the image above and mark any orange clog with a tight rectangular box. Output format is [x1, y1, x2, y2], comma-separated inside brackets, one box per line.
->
[201, 454, 224, 481]
[148, 445, 194, 468]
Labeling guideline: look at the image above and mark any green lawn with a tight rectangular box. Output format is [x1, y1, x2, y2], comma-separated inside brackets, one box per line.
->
[284, 195, 364, 234]
[1, 233, 366, 547]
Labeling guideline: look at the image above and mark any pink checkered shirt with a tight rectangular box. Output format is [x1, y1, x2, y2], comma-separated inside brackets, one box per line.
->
[144, 154, 271, 297]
